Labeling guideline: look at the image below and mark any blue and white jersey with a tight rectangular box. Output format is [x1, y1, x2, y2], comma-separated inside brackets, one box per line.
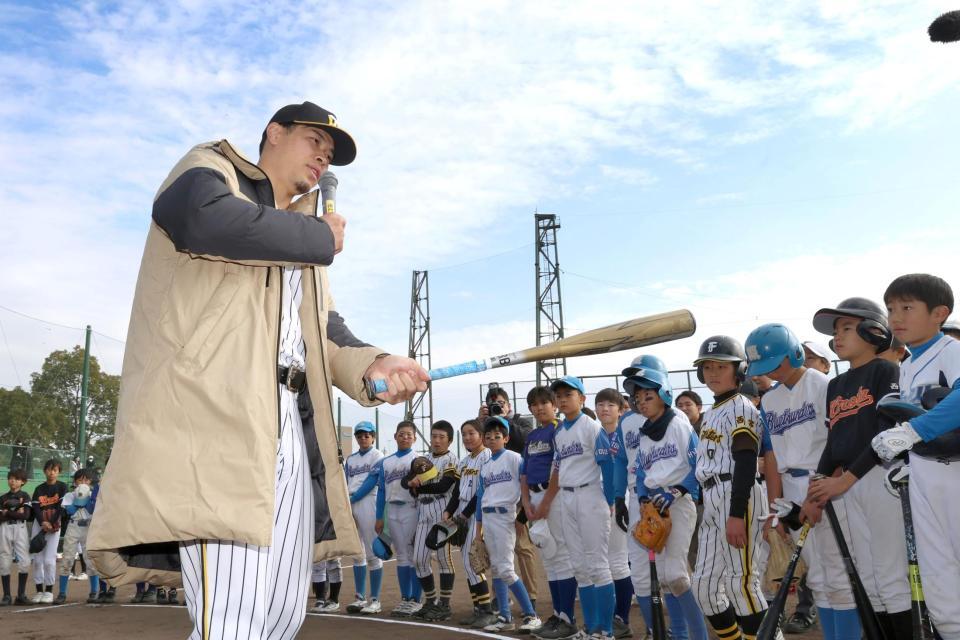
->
[379, 449, 416, 505]
[454, 448, 491, 516]
[899, 334, 960, 441]
[760, 369, 829, 473]
[553, 412, 612, 487]
[612, 410, 648, 490]
[477, 449, 523, 512]
[634, 410, 699, 499]
[345, 447, 384, 494]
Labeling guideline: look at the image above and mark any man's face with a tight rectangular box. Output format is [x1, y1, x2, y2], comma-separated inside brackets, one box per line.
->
[431, 429, 451, 454]
[394, 427, 415, 450]
[676, 396, 700, 423]
[263, 124, 334, 197]
[488, 394, 511, 416]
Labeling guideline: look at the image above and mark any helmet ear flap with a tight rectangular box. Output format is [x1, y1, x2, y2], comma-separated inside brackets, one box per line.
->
[857, 319, 893, 353]
[736, 361, 748, 382]
[789, 345, 805, 368]
[696, 364, 705, 384]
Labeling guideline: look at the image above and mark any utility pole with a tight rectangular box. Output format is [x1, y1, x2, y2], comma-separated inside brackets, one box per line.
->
[535, 214, 566, 385]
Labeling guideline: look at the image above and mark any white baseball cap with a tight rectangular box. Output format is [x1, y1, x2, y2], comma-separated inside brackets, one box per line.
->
[529, 520, 556, 560]
[802, 341, 832, 359]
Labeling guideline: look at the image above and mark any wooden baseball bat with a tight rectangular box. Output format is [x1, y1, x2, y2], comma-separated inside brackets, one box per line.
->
[367, 309, 697, 395]
[649, 548, 667, 640]
[823, 502, 886, 640]
[757, 524, 812, 640]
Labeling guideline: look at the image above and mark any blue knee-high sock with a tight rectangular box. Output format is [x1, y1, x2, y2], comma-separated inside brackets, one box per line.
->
[614, 576, 634, 622]
[370, 568, 383, 600]
[410, 569, 422, 601]
[676, 591, 708, 640]
[578, 586, 597, 632]
[88, 575, 100, 595]
[595, 582, 616, 634]
[548, 579, 560, 615]
[508, 579, 536, 616]
[636, 595, 654, 632]
[353, 565, 367, 599]
[58, 574, 69, 596]
[833, 608, 862, 640]
[665, 593, 689, 640]
[818, 607, 838, 640]
[558, 577, 578, 623]
[397, 566, 410, 599]
[493, 578, 511, 619]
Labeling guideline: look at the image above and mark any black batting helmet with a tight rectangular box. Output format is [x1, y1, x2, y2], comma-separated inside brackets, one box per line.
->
[813, 297, 892, 353]
[693, 335, 747, 383]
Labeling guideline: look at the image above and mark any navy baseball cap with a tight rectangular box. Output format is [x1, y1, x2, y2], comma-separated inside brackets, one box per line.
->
[267, 101, 357, 166]
[354, 421, 375, 434]
[550, 375, 586, 395]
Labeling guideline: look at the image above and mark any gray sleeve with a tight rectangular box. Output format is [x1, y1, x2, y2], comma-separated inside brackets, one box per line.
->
[152, 167, 336, 265]
[327, 310, 372, 349]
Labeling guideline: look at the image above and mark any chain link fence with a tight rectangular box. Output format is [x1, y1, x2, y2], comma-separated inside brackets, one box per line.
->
[0, 443, 82, 492]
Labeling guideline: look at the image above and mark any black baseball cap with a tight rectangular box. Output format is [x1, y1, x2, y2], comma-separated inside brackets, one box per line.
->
[266, 101, 357, 166]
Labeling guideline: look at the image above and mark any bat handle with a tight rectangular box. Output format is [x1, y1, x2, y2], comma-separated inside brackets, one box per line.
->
[365, 359, 488, 397]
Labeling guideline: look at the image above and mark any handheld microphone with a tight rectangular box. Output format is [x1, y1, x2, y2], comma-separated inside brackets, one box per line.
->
[319, 172, 338, 215]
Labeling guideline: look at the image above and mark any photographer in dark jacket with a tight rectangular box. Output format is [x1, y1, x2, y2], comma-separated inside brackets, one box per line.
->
[477, 386, 537, 606]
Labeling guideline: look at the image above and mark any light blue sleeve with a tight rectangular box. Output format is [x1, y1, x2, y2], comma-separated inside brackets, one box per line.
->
[352, 463, 380, 504]
[634, 461, 649, 501]
[65, 503, 78, 516]
[911, 378, 960, 441]
[375, 460, 387, 520]
[595, 429, 615, 505]
[680, 431, 700, 500]
[475, 476, 485, 523]
[611, 425, 628, 499]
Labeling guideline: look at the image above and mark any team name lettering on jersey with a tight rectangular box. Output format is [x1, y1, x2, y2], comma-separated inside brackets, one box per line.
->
[556, 442, 584, 460]
[385, 467, 408, 484]
[764, 402, 817, 436]
[828, 387, 875, 428]
[347, 463, 375, 478]
[700, 428, 722, 444]
[527, 441, 552, 455]
[624, 430, 643, 450]
[483, 470, 514, 486]
[636, 442, 679, 471]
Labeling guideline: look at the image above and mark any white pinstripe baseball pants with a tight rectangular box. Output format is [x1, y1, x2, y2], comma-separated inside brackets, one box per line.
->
[179, 386, 314, 640]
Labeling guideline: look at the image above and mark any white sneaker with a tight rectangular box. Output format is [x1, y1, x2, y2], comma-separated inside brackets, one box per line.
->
[520, 615, 544, 633]
[485, 615, 517, 632]
[31, 592, 45, 604]
[317, 600, 340, 613]
[391, 600, 410, 616]
[406, 600, 422, 615]
[346, 598, 367, 614]
[42, 591, 54, 604]
[77, 572, 88, 581]
[361, 599, 382, 614]
[310, 599, 327, 613]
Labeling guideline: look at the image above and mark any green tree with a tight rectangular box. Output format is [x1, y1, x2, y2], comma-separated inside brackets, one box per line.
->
[0, 386, 62, 446]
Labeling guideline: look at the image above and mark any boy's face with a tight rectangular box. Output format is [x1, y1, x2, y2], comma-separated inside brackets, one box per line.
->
[702, 360, 737, 394]
[831, 317, 872, 362]
[635, 389, 666, 420]
[764, 357, 796, 384]
[483, 429, 508, 452]
[355, 432, 374, 450]
[554, 386, 584, 417]
[528, 399, 557, 426]
[45, 466, 60, 483]
[461, 424, 482, 452]
[8, 477, 23, 491]
[886, 297, 949, 346]
[394, 427, 415, 450]
[676, 396, 700, 422]
[430, 429, 451, 454]
[595, 399, 621, 427]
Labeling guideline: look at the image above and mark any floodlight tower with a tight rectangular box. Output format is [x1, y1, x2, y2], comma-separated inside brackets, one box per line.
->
[535, 213, 566, 385]
[406, 270, 433, 434]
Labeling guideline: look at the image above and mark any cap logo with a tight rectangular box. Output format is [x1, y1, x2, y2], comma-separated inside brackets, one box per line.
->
[746, 344, 761, 361]
[327, 114, 338, 127]
[707, 341, 718, 352]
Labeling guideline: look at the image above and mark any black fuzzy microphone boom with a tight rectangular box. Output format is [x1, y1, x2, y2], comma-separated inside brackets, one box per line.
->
[929, 10, 960, 42]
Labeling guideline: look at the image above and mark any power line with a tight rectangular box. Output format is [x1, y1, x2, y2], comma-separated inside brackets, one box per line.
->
[0, 317, 22, 387]
[427, 243, 533, 272]
[0, 304, 126, 344]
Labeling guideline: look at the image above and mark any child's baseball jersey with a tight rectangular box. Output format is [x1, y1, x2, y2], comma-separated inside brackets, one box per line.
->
[899, 334, 960, 441]
[477, 449, 523, 512]
[696, 392, 763, 484]
[521, 423, 556, 487]
[759, 369, 829, 472]
[612, 410, 647, 491]
[346, 447, 384, 495]
[634, 409, 699, 498]
[377, 449, 416, 509]
[553, 412, 613, 491]
[452, 448, 491, 516]
[424, 450, 459, 503]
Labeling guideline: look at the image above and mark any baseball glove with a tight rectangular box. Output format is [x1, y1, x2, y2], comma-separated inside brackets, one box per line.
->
[468, 532, 490, 573]
[632, 500, 672, 553]
[448, 515, 469, 547]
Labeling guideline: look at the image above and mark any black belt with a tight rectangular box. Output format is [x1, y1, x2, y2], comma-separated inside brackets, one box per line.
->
[419, 497, 437, 505]
[1, 520, 26, 525]
[702, 473, 732, 491]
[278, 365, 306, 394]
[561, 483, 590, 492]
[528, 482, 549, 493]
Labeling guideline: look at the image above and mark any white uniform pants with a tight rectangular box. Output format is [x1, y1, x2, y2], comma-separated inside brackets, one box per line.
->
[30, 524, 60, 586]
[482, 509, 519, 584]
[910, 456, 960, 638]
[692, 479, 767, 616]
[627, 488, 651, 595]
[560, 484, 612, 587]
[460, 514, 486, 586]
[530, 489, 574, 582]
[782, 473, 855, 610]
[312, 558, 342, 583]
[386, 503, 417, 569]
[414, 499, 455, 578]
[351, 496, 382, 571]
[652, 495, 697, 596]
[608, 509, 630, 582]
[842, 464, 910, 613]
[179, 386, 313, 640]
[0, 521, 29, 575]
[60, 518, 96, 576]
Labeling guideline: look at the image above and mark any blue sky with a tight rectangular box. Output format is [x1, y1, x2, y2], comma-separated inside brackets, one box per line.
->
[2, 1, 959, 452]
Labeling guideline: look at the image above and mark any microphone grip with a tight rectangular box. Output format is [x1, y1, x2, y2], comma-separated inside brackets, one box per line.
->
[320, 171, 338, 215]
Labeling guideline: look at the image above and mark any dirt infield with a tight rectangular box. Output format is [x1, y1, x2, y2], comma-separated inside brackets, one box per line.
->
[1, 550, 812, 639]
